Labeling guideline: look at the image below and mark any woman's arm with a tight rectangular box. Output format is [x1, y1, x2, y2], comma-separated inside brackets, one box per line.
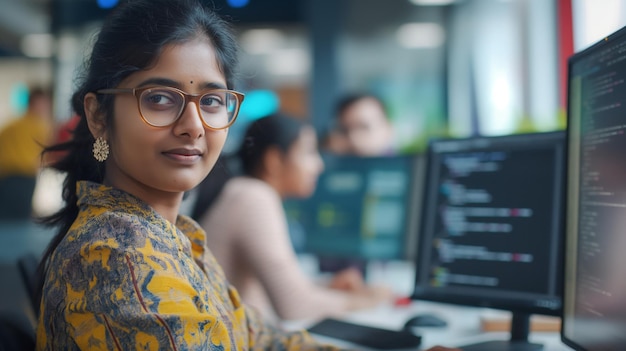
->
[230, 182, 391, 321]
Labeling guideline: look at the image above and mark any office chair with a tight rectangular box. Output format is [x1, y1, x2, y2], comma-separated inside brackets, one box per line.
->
[0, 311, 36, 351]
[16, 253, 40, 316]
[0, 311, 35, 351]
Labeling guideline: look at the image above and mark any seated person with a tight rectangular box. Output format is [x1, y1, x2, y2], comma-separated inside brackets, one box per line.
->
[329, 92, 395, 157]
[0, 87, 53, 220]
[319, 92, 397, 274]
[36, 1, 343, 349]
[192, 113, 394, 322]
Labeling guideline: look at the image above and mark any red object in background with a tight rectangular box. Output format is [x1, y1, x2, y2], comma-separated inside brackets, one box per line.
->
[56, 114, 80, 144]
[46, 114, 81, 165]
[558, 0, 574, 111]
[394, 296, 412, 307]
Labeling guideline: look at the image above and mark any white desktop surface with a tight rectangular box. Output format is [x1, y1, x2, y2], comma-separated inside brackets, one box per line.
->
[292, 256, 572, 350]
[286, 300, 572, 351]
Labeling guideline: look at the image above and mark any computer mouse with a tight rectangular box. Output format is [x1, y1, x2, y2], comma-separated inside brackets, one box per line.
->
[403, 313, 448, 328]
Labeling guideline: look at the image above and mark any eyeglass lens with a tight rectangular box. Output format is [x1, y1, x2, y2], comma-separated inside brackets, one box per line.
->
[139, 88, 238, 128]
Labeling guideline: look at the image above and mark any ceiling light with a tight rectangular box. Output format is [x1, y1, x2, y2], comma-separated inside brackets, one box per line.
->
[21, 34, 53, 58]
[97, 0, 119, 9]
[227, 0, 250, 8]
[396, 23, 445, 49]
[240, 29, 285, 55]
[409, 0, 458, 5]
[266, 48, 309, 76]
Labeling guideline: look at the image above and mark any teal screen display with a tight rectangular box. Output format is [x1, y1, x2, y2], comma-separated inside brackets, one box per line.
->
[284, 153, 417, 260]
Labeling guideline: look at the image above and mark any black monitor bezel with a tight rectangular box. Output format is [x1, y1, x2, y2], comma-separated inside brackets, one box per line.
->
[410, 131, 566, 318]
[561, 24, 626, 351]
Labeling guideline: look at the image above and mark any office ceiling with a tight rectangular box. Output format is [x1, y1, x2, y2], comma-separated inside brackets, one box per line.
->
[0, 0, 304, 58]
[0, 0, 49, 57]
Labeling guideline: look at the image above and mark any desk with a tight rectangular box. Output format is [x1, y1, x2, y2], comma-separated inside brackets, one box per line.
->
[293, 256, 572, 350]
[286, 301, 572, 351]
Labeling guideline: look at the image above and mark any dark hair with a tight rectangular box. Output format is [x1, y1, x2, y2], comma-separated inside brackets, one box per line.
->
[37, 0, 240, 299]
[191, 113, 307, 221]
[334, 92, 389, 121]
[238, 113, 307, 177]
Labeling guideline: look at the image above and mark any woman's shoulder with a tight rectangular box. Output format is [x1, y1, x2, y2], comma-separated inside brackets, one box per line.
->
[51, 212, 141, 267]
[208, 177, 283, 223]
[222, 177, 280, 202]
[67, 206, 178, 253]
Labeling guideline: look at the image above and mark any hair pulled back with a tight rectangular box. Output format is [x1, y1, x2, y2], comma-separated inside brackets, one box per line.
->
[238, 113, 305, 177]
[191, 113, 306, 221]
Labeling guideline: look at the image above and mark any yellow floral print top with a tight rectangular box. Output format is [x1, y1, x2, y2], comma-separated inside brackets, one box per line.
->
[36, 181, 342, 350]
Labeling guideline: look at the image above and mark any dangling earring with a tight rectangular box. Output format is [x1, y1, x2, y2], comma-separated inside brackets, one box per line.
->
[93, 137, 109, 162]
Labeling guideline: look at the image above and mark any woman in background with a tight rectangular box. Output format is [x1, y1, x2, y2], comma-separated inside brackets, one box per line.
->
[193, 113, 394, 323]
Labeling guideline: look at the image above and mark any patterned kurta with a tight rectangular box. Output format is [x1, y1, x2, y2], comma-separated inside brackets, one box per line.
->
[36, 181, 342, 350]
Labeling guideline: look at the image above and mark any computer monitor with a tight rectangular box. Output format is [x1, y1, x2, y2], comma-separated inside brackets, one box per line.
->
[562, 25, 626, 351]
[284, 153, 422, 261]
[411, 131, 566, 351]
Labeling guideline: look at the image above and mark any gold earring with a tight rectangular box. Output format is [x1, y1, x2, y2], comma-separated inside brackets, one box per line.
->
[93, 137, 109, 162]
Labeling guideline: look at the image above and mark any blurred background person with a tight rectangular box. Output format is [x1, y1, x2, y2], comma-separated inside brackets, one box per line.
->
[331, 92, 395, 157]
[0, 87, 53, 221]
[192, 113, 394, 323]
[319, 92, 397, 276]
[320, 127, 349, 156]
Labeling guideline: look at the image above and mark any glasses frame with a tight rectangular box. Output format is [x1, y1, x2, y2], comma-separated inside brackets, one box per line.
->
[97, 86, 245, 130]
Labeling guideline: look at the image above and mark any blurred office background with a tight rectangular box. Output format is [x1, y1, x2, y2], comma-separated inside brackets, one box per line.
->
[0, 0, 625, 245]
[2, 0, 626, 146]
[0, 0, 625, 333]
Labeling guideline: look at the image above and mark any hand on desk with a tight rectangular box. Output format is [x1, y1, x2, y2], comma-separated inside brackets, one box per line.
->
[328, 267, 395, 310]
[328, 267, 366, 291]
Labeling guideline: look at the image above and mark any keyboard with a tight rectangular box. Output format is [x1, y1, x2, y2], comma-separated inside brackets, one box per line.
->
[307, 318, 422, 350]
[459, 340, 543, 351]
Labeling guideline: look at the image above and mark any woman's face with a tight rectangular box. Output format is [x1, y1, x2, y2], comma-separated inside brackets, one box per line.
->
[280, 126, 324, 198]
[100, 37, 229, 205]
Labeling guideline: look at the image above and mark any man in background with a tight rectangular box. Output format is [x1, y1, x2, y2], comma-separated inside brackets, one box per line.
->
[0, 87, 53, 220]
[318, 92, 397, 276]
[327, 92, 395, 156]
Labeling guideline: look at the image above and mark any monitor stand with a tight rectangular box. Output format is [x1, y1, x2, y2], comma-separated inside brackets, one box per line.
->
[459, 313, 543, 351]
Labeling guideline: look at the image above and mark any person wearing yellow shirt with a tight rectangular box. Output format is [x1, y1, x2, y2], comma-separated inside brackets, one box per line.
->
[0, 87, 53, 220]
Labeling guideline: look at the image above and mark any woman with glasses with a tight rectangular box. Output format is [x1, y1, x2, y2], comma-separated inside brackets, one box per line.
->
[34, 0, 340, 349]
[192, 113, 394, 323]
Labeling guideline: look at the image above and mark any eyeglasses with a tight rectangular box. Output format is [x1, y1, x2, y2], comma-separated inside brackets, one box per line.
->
[97, 86, 245, 130]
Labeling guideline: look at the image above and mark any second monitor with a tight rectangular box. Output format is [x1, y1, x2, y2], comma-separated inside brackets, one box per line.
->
[411, 131, 566, 351]
[284, 153, 422, 261]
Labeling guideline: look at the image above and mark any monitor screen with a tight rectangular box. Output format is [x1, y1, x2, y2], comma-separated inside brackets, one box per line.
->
[562, 25, 626, 351]
[411, 132, 565, 350]
[284, 153, 422, 261]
